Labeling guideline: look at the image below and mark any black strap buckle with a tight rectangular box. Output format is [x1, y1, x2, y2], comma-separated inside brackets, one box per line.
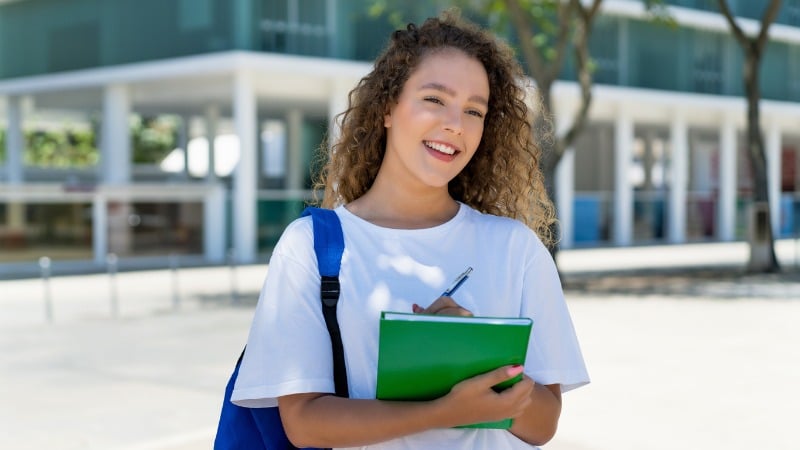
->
[320, 276, 340, 307]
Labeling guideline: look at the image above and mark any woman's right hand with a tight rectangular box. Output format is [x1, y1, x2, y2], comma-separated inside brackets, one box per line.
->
[434, 365, 534, 428]
[412, 296, 473, 317]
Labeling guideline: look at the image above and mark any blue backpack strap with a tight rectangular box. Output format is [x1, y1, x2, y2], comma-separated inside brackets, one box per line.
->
[301, 206, 349, 398]
[214, 207, 348, 450]
[301, 207, 344, 279]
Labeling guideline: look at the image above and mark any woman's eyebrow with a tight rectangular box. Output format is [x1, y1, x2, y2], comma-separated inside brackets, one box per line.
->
[419, 82, 488, 107]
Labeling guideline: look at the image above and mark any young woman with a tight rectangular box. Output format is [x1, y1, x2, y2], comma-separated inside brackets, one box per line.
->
[232, 11, 589, 449]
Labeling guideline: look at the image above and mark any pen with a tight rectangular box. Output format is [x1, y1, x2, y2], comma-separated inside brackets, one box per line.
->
[441, 266, 473, 297]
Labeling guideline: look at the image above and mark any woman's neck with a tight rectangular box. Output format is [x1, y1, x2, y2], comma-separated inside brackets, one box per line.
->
[345, 180, 459, 230]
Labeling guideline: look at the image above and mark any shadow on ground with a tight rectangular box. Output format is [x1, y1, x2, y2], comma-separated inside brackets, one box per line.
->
[194, 291, 261, 307]
[562, 266, 800, 300]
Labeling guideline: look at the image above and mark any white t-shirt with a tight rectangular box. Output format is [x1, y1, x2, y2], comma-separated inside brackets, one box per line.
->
[233, 203, 589, 449]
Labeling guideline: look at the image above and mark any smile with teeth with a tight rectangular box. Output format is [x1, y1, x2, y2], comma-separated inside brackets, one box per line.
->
[424, 141, 458, 155]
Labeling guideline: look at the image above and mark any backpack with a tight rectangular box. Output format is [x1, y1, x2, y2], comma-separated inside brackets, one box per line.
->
[214, 207, 349, 450]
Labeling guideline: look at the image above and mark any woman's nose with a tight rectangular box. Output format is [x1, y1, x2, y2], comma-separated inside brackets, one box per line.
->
[442, 108, 463, 135]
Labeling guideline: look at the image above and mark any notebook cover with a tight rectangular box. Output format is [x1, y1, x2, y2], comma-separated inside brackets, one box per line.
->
[375, 312, 533, 429]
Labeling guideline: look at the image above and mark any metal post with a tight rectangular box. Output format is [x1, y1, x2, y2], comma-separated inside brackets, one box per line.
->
[169, 253, 181, 310]
[107, 253, 119, 318]
[38, 257, 53, 323]
[795, 220, 799, 269]
[228, 248, 239, 305]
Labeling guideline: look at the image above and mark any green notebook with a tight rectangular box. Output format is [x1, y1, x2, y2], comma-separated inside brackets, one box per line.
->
[375, 311, 533, 429]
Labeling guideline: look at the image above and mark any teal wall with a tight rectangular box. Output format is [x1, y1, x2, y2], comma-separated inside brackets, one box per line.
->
[663, 0, 800, 27]
[1, 0, 798, 102]
[573, 15, 799, 102]
[0, 0, 238, 78]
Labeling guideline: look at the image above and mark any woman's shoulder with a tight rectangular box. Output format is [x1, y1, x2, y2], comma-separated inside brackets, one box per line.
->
[462, 204, 540, 237]
[271, 214, 315, 259]
[461, 205, 550, 256]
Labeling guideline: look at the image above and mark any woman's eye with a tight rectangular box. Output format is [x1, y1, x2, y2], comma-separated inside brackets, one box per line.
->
[424, 96, 444, 105]
[467, 109, 484, 118]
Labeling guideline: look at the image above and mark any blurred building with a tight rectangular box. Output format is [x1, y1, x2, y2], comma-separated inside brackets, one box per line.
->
[0, 0, 798, 274]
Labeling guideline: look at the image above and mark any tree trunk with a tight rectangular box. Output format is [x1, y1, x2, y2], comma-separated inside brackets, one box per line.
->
[534, 84, 562, 260]
[716, 0, 782, 273]
[742, 50, 780, 272]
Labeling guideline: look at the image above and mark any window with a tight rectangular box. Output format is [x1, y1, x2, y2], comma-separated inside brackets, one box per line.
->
[788, 0, 800, 28]
[589, 17, 620, 85]
[48, 22, 100, 72]
[692, 31, 723, 94]
[179, 0, 213, 31]
[790, 47, 800, 101]
[260, 0, 333, 56]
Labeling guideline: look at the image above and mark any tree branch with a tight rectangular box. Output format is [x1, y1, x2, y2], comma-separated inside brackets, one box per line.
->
[756, 0, 783, 52]
[546, 1, 577, 82]
[716, 0, 748, 48]
[575, 0, 602, 22]
[505, 0, 549, 83]
[560, 0, 603, 152]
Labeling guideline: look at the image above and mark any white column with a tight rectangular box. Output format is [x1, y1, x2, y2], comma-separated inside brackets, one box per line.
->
[205, 105, 219, 182]
[718, 116, 737, 241]
[101, 84, 131, 184]
[766, 122, 781, 236]
[5, 96, 24, 184]
[328, 78, 351, 146]
[668, 113, 688, 243]
[175, 115, 189, 178]
[556, 148, 576, 249]
[93, 195, 108, 265]
[286, 108, 304, 191]
[233, 71, 257, 263]
[614, 107, 634, 246]
[204, 183, 226, 263]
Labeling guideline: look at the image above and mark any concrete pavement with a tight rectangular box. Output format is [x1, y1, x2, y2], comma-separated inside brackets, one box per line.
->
[1, 239, 798, 449]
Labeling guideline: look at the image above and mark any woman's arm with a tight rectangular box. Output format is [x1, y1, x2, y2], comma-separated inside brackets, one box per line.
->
[508, 379, 562, 445]
[278, 365, 531, 448]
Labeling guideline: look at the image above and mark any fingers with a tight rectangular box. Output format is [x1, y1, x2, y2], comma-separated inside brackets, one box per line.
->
[445, 366, 532, 425]
[413, 297, 473, 316]
[496, 375, 534, 418]
[471, 365, 525, 390]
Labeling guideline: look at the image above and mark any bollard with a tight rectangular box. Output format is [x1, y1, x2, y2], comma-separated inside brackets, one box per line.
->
[106, 253, 119, 318]
[795, 223, 799, 269]
[228, 248, 239, 305]
[38, 256, 53, 323]
[169, 253, 180, 310]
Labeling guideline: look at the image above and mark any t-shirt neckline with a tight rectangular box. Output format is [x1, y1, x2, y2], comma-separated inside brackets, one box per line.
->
[336, 202, 468, 236]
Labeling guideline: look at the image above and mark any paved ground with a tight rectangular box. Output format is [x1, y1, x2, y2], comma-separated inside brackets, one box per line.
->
[1, 239, 798, 450]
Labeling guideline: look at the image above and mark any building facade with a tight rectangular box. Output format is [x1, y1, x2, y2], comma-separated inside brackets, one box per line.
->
[0, 0, 799, 274]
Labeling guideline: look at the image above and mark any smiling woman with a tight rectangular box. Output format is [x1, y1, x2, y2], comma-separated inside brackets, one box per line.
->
[316, 10, 556, 240]
[228, 9, 589, 450]
[378, 48, 489, 193]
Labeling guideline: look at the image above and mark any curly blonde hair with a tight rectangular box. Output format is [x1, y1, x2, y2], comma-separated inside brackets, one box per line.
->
[314, 10, 556, 245]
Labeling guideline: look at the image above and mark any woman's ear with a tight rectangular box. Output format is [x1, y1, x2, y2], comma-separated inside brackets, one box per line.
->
[384, 110, 392, 128]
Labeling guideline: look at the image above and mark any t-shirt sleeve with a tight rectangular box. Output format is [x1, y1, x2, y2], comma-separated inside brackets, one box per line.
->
[231, 218, 335, 407]
[521, 234, 590, 393]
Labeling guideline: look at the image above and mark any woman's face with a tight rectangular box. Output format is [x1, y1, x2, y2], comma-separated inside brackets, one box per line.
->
[381, 48, 489, 192]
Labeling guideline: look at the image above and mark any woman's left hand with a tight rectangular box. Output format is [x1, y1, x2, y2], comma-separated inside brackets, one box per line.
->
[412, 297, 473, 316]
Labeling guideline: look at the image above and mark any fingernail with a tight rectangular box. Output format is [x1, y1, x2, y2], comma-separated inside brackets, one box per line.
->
[507, 365, 524, 377]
